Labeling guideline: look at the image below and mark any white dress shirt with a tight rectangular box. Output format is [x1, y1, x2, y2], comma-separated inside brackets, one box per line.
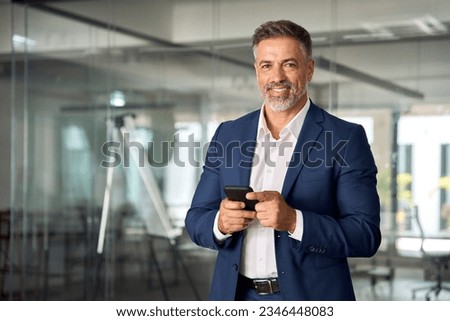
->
[214, 99, 310, 279]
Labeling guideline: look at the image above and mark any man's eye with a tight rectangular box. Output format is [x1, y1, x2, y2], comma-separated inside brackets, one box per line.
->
[261, 64, 271, 69]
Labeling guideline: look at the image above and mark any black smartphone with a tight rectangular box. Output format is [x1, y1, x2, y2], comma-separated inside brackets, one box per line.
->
[224, 185, 258, 211]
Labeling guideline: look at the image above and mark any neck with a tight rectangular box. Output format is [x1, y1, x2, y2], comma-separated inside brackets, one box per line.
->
[264, 97, 307, 139]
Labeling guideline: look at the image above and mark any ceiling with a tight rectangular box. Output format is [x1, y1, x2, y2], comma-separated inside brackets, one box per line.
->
[4, 0, 450, 110]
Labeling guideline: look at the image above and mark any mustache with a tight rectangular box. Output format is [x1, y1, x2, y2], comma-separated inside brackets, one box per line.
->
[264, 81, 294, 92]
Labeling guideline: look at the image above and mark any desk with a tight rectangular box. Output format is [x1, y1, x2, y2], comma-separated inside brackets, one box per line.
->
[396, 236, 450, 300]
[396, 236, 450, 255]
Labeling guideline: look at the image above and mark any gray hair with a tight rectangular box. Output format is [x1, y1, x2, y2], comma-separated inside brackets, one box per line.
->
[252, 20, 312, 59]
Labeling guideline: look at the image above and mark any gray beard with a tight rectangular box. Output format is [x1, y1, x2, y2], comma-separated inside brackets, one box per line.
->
[264, 84, 307, 112]
[266, 95, 297, 112]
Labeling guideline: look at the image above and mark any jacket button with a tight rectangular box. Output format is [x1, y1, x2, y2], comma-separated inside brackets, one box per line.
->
[232, 264, 238, 271]
[309, 246, 315, 252]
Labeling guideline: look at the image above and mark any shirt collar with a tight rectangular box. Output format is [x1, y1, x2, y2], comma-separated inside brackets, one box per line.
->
[257, 98, 311, 141]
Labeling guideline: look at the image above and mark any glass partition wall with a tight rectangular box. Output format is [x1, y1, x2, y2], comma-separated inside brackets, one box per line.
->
[6, 1, 221, 300]
[2, 0, 450, 300]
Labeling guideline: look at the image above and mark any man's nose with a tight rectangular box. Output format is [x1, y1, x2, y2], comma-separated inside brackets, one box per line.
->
[270, 65, 286, 83]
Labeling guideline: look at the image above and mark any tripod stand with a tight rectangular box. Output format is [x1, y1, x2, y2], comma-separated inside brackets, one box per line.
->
[94, 113, 200, 300]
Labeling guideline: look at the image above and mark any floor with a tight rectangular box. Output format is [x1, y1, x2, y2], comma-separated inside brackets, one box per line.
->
[2, 230, 450, 301]
[111, 231, 450, 302]
[108, 251, 450, 301]
[353, 268, 450, 301]
[111, 257, 450, 302]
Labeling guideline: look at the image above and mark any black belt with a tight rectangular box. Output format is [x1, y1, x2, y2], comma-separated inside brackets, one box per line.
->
[238, 274, 280, 295]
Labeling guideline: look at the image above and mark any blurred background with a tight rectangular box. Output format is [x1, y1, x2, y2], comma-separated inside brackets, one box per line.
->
[1, 0, 450, 301]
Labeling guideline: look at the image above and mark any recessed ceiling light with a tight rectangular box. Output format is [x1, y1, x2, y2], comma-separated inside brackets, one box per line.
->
[110, 91, 126, 107]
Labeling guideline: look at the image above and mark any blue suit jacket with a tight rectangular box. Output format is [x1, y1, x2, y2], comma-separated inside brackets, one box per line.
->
[185, 102, 381, 300]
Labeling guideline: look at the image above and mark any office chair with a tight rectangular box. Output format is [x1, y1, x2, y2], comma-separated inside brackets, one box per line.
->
[410, 206, 450, 300]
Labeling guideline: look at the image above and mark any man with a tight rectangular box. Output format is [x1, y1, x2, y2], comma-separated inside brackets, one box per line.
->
[185, 20, 381, 301]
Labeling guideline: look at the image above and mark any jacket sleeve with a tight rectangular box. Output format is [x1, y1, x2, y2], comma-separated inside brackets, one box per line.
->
[184, 123, 230, 250]
[299, 125, 382, 258]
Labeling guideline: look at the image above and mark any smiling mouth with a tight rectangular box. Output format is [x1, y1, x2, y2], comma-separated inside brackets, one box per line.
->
[267, 87, 291, 97]
[265, 81, 293, 94]
[271, 87, 289, 93]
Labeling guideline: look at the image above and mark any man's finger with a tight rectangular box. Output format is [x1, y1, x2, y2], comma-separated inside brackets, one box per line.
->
[246, 191, 265, 201]
[226, 210, 257, 219]
[246, 191, 279, 202]
[223, 199, 245, 210]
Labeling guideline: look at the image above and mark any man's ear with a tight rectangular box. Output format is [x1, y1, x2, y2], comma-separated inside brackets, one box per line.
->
[307, 59, 315, 82]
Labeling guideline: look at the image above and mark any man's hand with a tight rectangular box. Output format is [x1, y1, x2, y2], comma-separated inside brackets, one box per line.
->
[246, 191, 297, 233]
[218, 199, 257, 234]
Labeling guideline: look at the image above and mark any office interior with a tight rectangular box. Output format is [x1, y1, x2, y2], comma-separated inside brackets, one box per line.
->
[1, 0, 450, 301]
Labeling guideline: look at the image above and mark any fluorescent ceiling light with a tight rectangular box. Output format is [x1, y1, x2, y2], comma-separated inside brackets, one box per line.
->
[12, 34, 37, 48]
[414, 15, 448, 35]
[343, 33, 398, 41]
[311, 37, 328, 43]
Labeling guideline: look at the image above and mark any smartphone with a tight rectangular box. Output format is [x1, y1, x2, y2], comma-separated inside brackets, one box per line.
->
[224, 185, 258, 211]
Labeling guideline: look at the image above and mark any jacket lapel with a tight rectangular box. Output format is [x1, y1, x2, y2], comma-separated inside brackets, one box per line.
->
[281, 103, 324, 197]
[236, 111, 259, 186]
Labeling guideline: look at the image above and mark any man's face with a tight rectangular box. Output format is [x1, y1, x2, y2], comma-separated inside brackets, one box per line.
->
[254, 37, 314, 112]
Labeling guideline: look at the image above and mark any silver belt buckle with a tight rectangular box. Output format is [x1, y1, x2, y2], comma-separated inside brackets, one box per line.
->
[253, 278, 279, 295]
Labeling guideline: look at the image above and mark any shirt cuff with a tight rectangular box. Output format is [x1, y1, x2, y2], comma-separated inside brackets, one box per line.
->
[288, 209, 304, 241]
[213, 210, 232, 242]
